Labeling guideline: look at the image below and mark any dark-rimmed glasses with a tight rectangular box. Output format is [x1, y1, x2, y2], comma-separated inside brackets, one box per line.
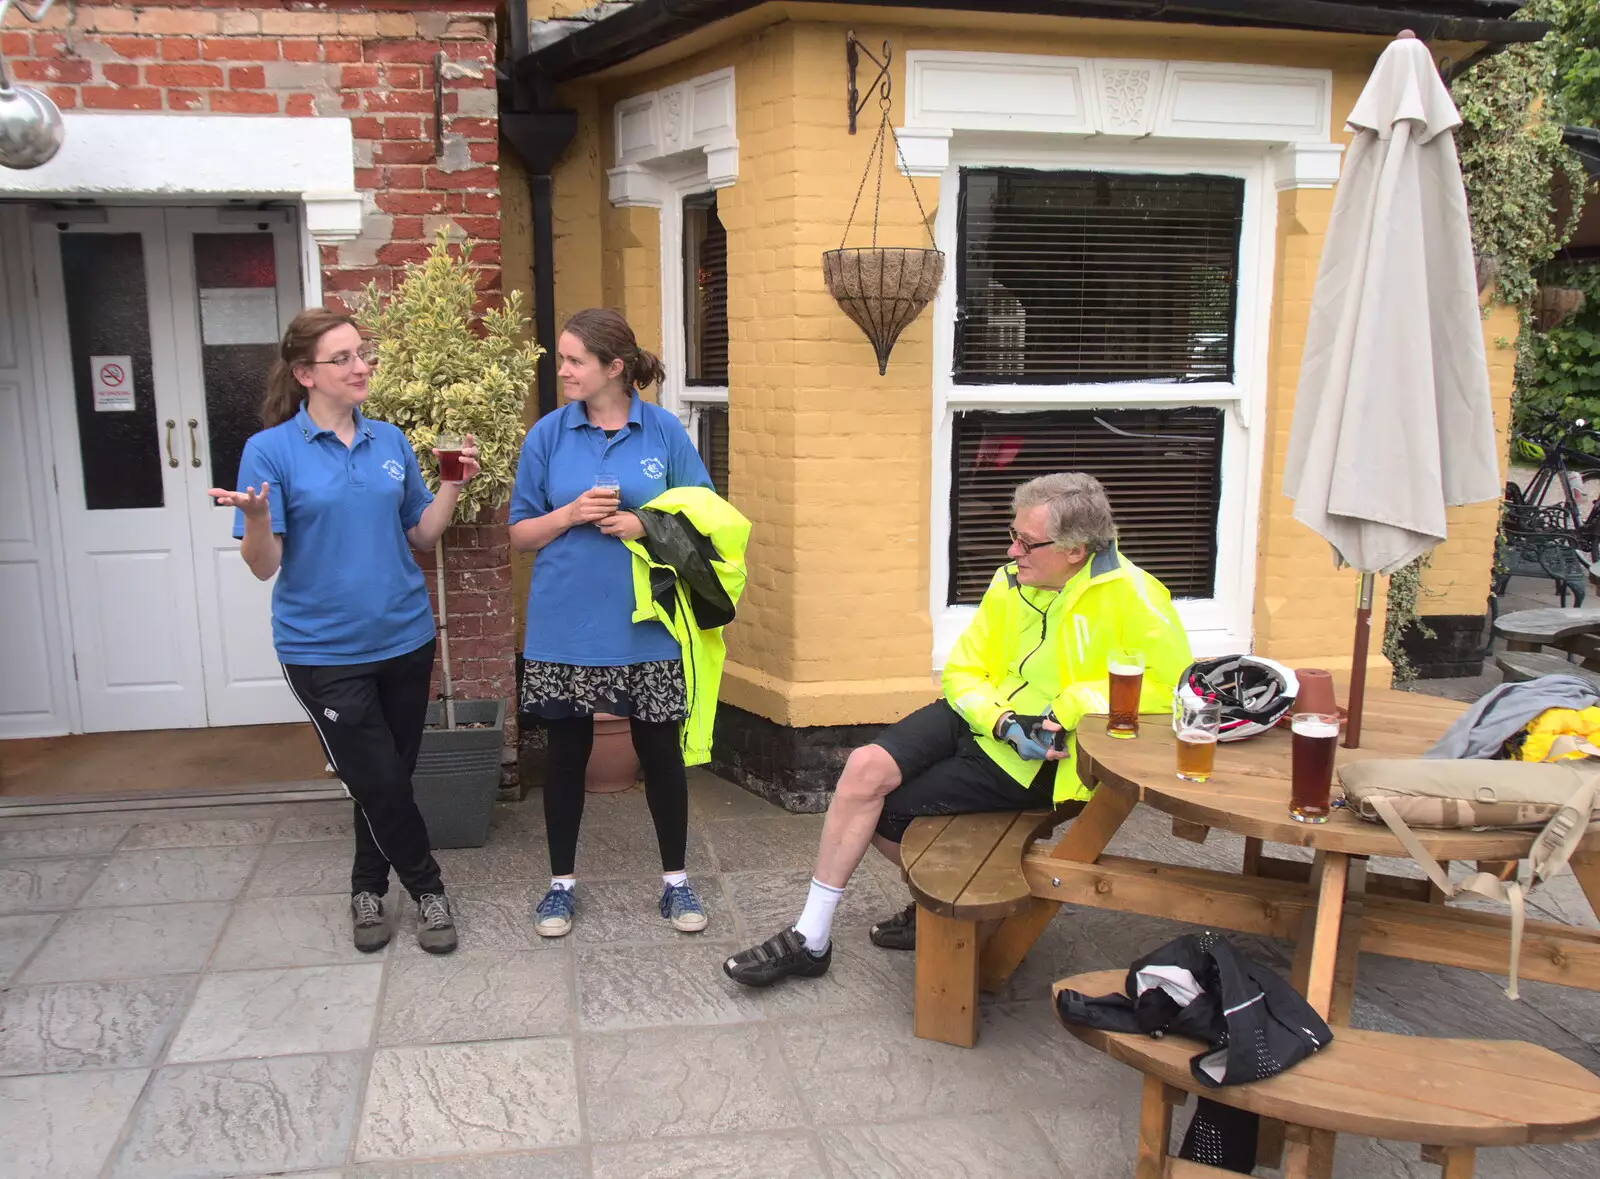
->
[1008, 527, 1053, 553]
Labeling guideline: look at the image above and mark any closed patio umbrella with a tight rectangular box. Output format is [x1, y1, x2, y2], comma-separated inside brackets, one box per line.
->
[1283, 31, 1502, 747]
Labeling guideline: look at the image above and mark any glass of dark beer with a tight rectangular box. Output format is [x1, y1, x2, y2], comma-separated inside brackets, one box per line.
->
[1106, 650, 1144, 739]
[1289, 712, 1339, 823]
[1173, 696, 1221, 782]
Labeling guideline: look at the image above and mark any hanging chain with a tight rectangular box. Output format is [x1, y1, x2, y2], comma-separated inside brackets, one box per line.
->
[839, 102, 939, 252]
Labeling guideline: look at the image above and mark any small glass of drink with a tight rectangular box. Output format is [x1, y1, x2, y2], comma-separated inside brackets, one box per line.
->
[1289, 712, 1339, 823]
[1106, 650, 1144, 739]
[435, 433, 466, 482]
[593, 474, 621, 497]
[1173, 696, 1221, 782]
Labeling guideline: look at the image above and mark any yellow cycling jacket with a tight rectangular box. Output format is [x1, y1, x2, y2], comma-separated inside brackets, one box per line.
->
[944, 547, 1193, 802]
[622, 487, 750, 766]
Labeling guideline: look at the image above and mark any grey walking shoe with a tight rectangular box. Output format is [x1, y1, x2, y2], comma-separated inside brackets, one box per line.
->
[416, 892, 458, 955]
[351, 891, 389, 953]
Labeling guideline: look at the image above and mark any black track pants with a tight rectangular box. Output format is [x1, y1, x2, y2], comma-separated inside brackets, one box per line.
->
[282, 639, 445, 901]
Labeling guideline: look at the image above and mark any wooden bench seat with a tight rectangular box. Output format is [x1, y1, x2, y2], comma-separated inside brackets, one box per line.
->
[901, 807, 1078, 1046]
[1052, 969, 1600, 1178]
[1494, 650, 1600, 687]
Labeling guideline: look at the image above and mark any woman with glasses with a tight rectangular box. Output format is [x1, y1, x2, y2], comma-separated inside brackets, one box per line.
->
[208, 307, 472, 956]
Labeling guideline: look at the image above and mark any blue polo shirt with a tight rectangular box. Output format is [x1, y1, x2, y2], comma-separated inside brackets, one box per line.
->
[511, 393, 712, 666]
[234, 405, 435, 666]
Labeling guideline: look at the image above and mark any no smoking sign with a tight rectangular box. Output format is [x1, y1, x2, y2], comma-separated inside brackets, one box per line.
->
[90, 355, 135, 412]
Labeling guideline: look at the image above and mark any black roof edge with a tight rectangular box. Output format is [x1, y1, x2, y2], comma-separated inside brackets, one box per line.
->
[513, 0, 1549, 87]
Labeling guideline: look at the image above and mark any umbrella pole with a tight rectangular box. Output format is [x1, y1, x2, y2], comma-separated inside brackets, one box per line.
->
[1344, 573, 1375, 749]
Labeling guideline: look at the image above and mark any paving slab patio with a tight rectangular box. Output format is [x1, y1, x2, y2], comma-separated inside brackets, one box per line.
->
[1, 769, 1597, 1178]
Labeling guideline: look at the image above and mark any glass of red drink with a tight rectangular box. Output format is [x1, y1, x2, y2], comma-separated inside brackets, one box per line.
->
[436, 432, 466, 482]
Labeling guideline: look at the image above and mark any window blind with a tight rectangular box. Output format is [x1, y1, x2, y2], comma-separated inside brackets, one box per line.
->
[684, 192, 728, 386]
[956, 169, 1244, 385]
[949, 407, 1225, 604]
[697, 406, 730, 498]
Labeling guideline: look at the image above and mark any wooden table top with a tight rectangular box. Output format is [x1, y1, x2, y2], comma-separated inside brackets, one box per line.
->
[1492, 606, 1600, 644]
[1077, 687, 1600, 858]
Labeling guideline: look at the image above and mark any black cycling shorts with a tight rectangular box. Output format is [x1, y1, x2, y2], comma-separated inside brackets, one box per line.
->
[871, 700, 1058, 843]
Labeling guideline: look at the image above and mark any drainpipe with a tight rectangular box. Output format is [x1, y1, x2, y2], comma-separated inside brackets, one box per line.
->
[501, 0, 576, 418]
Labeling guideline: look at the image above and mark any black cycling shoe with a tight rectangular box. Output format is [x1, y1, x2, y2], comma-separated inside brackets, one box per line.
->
[723, 927, 831, 988]
[870, 902, 917, 950]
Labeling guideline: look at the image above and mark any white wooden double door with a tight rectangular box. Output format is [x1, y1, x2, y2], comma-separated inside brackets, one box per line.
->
[30, 206, 304, 732]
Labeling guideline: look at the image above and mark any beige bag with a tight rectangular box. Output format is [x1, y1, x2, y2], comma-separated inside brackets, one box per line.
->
[1337, 758, 1600, 998]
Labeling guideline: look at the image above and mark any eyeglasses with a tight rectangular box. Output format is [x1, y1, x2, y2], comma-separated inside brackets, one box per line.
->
[310, 346, 380, 369]
[1008, 527, 1053, 553]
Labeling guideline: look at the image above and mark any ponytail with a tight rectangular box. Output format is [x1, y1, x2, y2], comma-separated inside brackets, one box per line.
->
[261, 307, 359, 427]
[628, 347, 666, 390]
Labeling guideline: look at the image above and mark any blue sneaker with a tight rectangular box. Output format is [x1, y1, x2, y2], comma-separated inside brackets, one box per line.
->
[534, 886, 576, 937]
[659, 881, 708, 933]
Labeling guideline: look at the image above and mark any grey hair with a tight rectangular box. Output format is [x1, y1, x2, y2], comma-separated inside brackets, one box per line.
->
[1012, 473, 1118, 553]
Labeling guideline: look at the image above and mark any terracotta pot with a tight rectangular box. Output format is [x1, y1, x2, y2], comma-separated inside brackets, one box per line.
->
[584, 712, 639, 793]
[1292, 668, 1338, 716]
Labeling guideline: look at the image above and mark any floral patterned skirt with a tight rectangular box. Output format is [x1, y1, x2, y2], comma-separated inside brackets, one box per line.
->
[519, 659, 688, 723]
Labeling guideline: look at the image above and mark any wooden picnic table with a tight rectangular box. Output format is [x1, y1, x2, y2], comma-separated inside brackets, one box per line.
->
[978, 688, 1600, 1029]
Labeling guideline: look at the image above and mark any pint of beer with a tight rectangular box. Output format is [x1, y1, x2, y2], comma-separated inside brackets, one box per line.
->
[1289, 713, 1339, 823]
[1173, 696, 1221, 782]
[1106, 651, 1144, 739]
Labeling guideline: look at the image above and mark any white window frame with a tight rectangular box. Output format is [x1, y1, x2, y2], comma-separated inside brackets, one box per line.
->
[658, 173, 729, 448]
[605, 66, 738, 459]
[930, 136, 1277, 667]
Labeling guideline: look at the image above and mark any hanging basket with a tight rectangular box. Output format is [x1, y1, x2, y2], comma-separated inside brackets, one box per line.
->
[1535, 285, 1586, 333]
[822, 247, 945, 376]
[824, 43, 942, 377]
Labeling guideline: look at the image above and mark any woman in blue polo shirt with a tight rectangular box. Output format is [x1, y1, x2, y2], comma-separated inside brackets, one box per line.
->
[208, 307, 470, 956]
[510, 308, 714, 938]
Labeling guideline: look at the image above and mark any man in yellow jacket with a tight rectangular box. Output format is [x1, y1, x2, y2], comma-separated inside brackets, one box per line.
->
[725, 472, 1191, 988]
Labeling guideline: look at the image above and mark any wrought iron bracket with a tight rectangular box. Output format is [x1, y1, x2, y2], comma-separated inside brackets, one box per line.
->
[0, 0, 56, 88]
[846, 31, 891, 135]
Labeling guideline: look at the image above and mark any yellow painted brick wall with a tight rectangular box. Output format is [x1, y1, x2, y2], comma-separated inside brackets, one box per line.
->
[542, 11, 1493, 724]
[1252, 185, 1392, 681]
[1418, 303, 1519, 615]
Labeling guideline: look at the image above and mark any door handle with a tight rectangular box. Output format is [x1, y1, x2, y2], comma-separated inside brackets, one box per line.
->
[164, 419, 178, 467]
[188, 418, 201, 468]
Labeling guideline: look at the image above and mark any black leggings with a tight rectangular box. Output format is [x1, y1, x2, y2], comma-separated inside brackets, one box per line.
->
[544, 716, 689, 877]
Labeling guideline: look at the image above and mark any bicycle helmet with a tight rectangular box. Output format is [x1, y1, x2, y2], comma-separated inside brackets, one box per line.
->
[1179, 656, 1300, 742]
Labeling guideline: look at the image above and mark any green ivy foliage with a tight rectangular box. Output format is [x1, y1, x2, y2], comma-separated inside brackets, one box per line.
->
[1451, 0, 1588, 310]
[1516, 264, 1600, 434]
[355, 230, 543, 522]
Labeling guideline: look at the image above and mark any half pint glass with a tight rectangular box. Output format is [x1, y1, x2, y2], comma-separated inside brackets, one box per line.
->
[1289, 712, 1338, 823]
[1107, 651, 1144, 740]
[1173, 697, 1221, 783]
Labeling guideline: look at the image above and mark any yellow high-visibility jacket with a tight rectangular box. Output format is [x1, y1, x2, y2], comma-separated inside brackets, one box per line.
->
[945, 548, 1193, 802]
[623, 487, 749, 766]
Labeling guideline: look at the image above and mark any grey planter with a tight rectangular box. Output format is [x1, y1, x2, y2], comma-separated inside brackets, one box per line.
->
[413, 698, 506, 849]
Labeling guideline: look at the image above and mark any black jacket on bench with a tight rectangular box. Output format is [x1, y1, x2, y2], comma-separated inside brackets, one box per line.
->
[1056, 931, 1334, 1173]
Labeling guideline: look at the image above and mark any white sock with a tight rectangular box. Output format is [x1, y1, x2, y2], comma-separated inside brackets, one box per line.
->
[662, 871, 688, 888]
[549, 876, 575, 892]
[794, 878, 844, 952]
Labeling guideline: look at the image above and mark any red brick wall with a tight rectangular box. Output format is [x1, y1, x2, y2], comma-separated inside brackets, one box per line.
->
[2, 0, 518, 745]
